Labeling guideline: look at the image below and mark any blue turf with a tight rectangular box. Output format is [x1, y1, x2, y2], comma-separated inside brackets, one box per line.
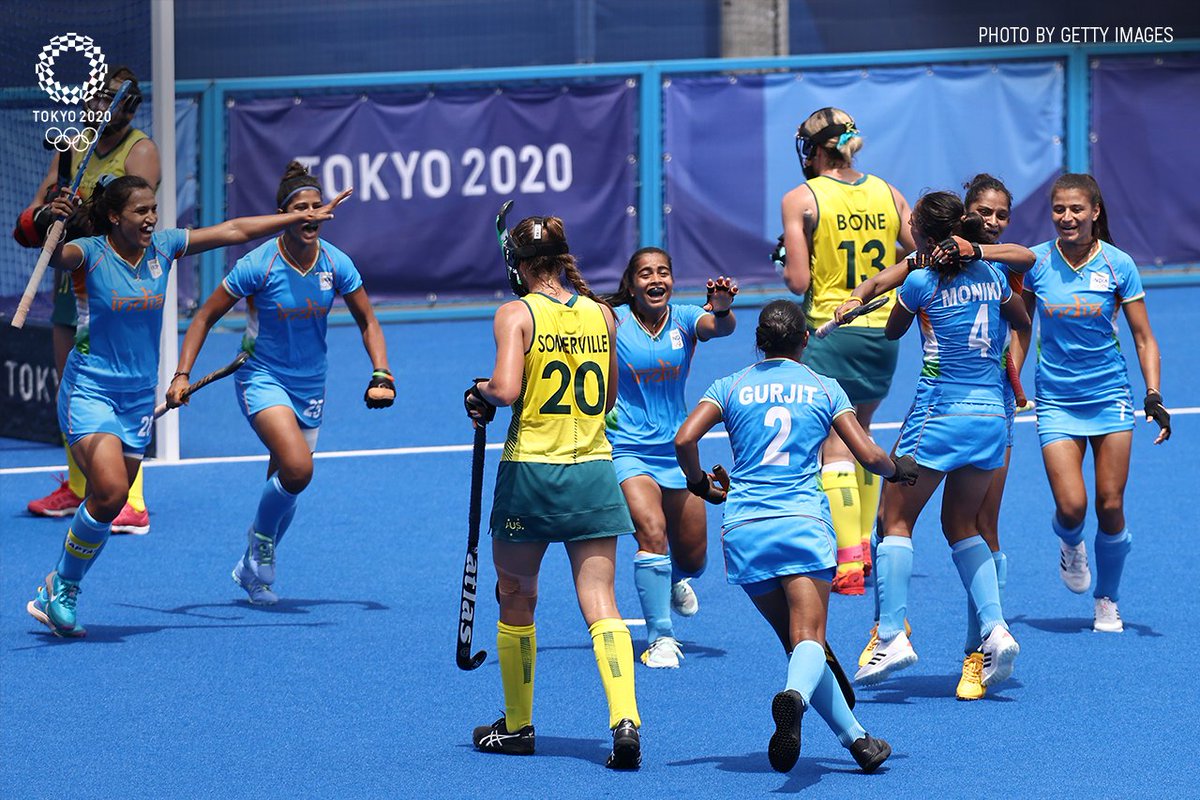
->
[2, 288, 1198, 797]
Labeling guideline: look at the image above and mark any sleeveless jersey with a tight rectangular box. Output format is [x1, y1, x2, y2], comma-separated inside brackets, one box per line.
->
[502, 293, 614, 465]
[806, 174, 901, 328]
[70, 128, 149, 200]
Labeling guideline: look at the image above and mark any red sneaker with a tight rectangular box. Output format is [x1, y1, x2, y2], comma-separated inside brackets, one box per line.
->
[27, 477, 84, 518]
[832, 568, 865, 596]
[111, 503, 150, 535]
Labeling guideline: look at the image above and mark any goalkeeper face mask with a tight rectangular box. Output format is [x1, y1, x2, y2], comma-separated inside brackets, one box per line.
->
[495, 200, 569, 298]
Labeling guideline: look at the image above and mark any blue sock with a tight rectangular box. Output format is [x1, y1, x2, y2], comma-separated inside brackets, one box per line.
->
[1093, 529, 1131, 602]
[56, 504, 112, 582]
[1052, 515, 1085, 546]
[951, 536, 1004, 639]
[275, 506, 297, 547]
[870, 525, 881, 622]
[252, 475, 300, 544]
[785, 640, 826, 702]
[633, 553, 673, 642]
[808, 663, 867, 747]
[876, 537, 913, 640]
[671, 557, 706, 584]
[964, 551, 1006, 653]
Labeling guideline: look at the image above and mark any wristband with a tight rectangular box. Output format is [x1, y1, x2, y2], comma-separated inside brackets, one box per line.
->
[173, 371, 190, 379]
[372, 368, 393, 378]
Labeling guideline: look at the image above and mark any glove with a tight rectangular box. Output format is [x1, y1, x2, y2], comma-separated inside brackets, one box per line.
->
[770, 235, 787, 275]
[1144, 390, 1171, 441]
[906, 252, 934, 271]
[686, 464, 730, 504]
[885, 454, 919, 485]
[464, 379, 496, 424]
[364, 369, 395, 409]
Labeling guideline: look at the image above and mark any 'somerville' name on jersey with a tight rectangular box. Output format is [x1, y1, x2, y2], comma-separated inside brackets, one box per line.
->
[738, 383, 821, 406]
[939, 281, 1004, 307]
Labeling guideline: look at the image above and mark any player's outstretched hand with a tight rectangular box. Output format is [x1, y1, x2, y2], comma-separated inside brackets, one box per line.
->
[365, 369, 395, 409]
[166, 373, 190, 409]
[687, 465, 729, 504]
[705, 276, 738, 313]
[464, 379, 496, 425]
[307, 188, 354, 223]
[886, 454, 919, 485]
[1144, 390, 1171, 444]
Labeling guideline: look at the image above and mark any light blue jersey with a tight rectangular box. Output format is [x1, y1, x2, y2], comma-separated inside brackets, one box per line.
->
[896, 260, 1012, 402]
[609, 303, 709, 450]
[701, 359, 853, 525]
[222, 237, 363, 386]
[1025, 241, 1144, 401]
[65, 229, 189, 392]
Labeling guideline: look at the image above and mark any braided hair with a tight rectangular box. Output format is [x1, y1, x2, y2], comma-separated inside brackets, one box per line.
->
[755, 300, 808, 358]
[509, 216, 607, 306]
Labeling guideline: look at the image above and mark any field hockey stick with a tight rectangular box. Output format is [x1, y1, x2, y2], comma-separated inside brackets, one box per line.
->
[12, 80, 133, 329]
[1005, 350, 1027, 408]
[457, 423, 488, 671]
[814, 295, 889, 339]
[153, 351, 249, 418]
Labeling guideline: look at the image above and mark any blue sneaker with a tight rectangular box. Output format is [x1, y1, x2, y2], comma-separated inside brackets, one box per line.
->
[248, 529, 276, 585]
[26, 572, 87, 638]
[232, 557, 278, 605]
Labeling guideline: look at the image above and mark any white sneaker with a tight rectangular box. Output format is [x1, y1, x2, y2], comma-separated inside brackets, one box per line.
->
[1093, 597, 1124, 633]
[671, 579, 699, 617]
[1059, 539, 1091, 594]
[854, 630, 917, 685]
[640, 636, 683, 668]
[980, 624, 1019, 686]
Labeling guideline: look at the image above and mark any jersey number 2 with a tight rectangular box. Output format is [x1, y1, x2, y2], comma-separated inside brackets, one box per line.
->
[761, 406, 791, 466]
[539, 360, 605, 416]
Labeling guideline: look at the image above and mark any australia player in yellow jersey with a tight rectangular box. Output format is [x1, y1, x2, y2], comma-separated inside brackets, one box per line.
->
[464, 205, 641, 770]
[780, 108, 915, 596]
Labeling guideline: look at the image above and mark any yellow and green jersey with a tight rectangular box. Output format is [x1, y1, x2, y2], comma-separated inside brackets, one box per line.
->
[70, 128, 149, 199]
[503, 292, 613, 464]
[805, 174, 901, 329]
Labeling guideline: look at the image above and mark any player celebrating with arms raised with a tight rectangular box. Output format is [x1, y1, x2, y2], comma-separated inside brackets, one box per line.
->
[779, 107, 915, 595]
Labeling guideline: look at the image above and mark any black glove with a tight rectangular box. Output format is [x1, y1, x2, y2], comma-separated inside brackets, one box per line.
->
[686, 464, 730, 505]
[464, 379, 496, 424]
[1144, 390, 1171, 441]
[364, 369, 395, 409]
[770, 235, 787, 274]
[885, 454, 919, 485]
[906, 252, 934, 271]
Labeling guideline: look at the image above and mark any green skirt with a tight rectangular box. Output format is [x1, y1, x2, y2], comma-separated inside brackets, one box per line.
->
[490, 460, 633, 543]
[801, 325, 899, 406]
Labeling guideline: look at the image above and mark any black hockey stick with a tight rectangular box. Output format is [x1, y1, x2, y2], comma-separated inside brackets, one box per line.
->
[457, 423, 488, 670]
[153, 351, 249, 418]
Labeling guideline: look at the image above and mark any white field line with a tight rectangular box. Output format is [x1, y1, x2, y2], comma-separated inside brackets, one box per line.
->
[2, 406, 1196, 477]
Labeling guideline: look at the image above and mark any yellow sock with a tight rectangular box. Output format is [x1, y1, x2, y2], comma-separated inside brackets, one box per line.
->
[64, 438, 86, 499]
[125, 464, 146, 513]
[497, 621, 536, 732]
[822, 462, 863, 573]
[588, 618, 640, 729]
[856, 460, 882, 552]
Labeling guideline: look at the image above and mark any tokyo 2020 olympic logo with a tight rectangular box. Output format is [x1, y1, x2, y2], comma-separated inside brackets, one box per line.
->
[36, 33, 108, 105]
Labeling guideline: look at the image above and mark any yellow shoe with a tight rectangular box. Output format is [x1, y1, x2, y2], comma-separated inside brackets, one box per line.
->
[956, 652, 986, 701]
[858, 619, 913, 668]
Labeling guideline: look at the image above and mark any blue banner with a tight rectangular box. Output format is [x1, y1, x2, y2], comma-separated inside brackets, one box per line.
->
[226, 82, 639, 298]
[663, 63, 1065, 286]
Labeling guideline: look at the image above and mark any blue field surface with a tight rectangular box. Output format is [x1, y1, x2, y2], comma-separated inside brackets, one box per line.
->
[2, 287, 1197, 798]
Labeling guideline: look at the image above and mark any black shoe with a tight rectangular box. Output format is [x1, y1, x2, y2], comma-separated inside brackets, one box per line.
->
[849, 734, 891, 773]
[825, 642, 856, 710]
[472, 717, 535, 756]
[768, 689, 805, 773]
[606, 718, 641, 770]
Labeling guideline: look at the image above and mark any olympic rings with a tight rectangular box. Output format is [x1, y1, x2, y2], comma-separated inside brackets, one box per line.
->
[44, 126, 96, 153]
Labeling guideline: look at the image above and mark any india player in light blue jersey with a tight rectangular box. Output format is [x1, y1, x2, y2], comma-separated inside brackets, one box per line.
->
[169, 162, 393, 606]
[855, 191, 1030, 691]
[605, 247, 737, 668]
[675, 299, 914, 775]
[1021, 174, 1168, 634]
[26, 174, 349, 638]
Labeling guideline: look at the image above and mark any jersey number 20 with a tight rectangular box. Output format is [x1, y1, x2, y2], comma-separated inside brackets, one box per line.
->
[539, 359, 606, 416]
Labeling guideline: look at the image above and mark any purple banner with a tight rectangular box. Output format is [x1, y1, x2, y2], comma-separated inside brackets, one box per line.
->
[1092, 55, 1200, 267]
[226, 82, 638, 298]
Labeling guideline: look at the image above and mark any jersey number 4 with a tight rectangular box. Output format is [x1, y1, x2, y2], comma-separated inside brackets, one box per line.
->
[838, 239, 888, 289]
[969, 306, 990, 358]
[539, 359, 606, 416]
